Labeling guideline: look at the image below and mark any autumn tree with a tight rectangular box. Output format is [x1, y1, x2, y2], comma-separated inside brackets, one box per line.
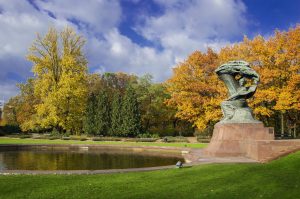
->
[27, 27, 88, 134]
[219, 25, 300, 137]
[166, 48, 224, 132]
[2, 97, 19, 126]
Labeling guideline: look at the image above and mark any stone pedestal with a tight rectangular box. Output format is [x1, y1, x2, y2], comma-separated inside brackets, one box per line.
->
[204, 122, 274, 158]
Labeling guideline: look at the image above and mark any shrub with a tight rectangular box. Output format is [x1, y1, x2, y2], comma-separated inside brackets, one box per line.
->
[50, 128, 61, 137]
[33, 135, 49, 139]
[136, 138, 158, 142]
[162, 136, 189, 143]
[0, 125, 21, 134]
[92, 137, 122, 141]
[69, 136, 82, 140]
[123, 138, 158, 142]
[196, 135, 211, 143]
[0, 130, 5, 137]
[69, 136, 89, 141]
[6, 134, 20, 138]
[48, 136, 60, 140]
[137, 133, 160, 139]
[61, 137, 70, 140]
[19, 134, 32, 139]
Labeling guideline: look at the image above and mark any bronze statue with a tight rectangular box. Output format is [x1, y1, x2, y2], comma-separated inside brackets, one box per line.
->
[215, 60, 260, 123]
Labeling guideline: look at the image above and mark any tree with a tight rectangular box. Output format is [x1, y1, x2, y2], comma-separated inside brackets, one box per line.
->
[2, 97, 19, 126]
[27, 27, 88, 134]
[110, 92, 123, 136]
[83, 94, 97, 135]
[94, 90, 110, 135]
[15, 79, 40, 132]
[166, 48, 224, 131]
[121, 86, 142, 137]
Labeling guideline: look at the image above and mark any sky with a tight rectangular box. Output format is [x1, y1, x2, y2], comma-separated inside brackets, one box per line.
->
[0, 0, 300, 101]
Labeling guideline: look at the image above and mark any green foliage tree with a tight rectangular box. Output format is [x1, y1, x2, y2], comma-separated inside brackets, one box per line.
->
[109, 92, 123, 136]
[83, 94, 97, 135]
[121, 86, 142, 137]
[94, 90, 110, 136]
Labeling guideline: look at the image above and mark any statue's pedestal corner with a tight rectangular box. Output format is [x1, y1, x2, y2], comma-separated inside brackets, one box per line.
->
[204, 122, 274, 159]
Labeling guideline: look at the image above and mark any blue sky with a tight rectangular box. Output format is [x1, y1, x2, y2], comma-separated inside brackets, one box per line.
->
[0, 0, 300, 101]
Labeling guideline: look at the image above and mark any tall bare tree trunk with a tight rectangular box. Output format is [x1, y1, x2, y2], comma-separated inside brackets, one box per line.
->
[281, 112, 284, 137]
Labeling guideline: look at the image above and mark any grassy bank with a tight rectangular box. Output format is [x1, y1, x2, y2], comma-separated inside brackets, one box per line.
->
[0, 151, 299, 198]
[0, 137, 207, 148]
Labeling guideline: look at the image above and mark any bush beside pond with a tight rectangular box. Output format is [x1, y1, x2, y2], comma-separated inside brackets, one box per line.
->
[162, 136, 189, 143]
[124, 138, 158, 142]
[92, 137, 122, 141]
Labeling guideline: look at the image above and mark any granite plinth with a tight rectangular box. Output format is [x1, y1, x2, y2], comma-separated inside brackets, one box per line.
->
[204, 123, 300, 162]
[204, 123, 272, 160]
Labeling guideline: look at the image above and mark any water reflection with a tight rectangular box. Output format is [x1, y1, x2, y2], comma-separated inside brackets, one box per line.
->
[0, 148, 184, 170]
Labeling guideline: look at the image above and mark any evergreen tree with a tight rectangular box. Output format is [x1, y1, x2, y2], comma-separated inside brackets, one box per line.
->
[121, 86, 142, 137]
[83, 94, 97, 135]
[94, 90, 110, 135]
[110, 92, 122, 136]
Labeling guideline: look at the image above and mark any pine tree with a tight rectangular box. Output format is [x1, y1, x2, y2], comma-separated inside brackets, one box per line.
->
[94, 90, 110, 136]
[110, 92, 122, 136]
[83, 94, 97, 135]
[121, 86, 142, 137]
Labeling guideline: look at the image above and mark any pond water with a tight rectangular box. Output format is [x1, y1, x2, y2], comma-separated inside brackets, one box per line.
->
[0, 146, 184, 170]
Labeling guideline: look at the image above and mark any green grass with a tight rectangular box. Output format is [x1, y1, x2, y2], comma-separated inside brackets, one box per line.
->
[0, 151, 299, 199]
[0, 137, 207, 148]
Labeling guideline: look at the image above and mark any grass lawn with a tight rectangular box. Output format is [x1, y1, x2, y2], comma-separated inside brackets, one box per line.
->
[0, 137, 207, 148]
[0, 151, 299, 198]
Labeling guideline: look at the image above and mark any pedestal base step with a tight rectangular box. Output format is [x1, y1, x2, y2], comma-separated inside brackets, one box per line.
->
[204, 123, 300, 162]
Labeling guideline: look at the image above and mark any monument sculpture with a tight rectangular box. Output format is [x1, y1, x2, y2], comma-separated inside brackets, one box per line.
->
[204, 60, 300, 162]
[215, 60, 260, 123]
[204, 60, 275, 160]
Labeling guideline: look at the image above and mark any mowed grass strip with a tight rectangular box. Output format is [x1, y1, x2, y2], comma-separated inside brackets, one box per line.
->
[0, 151, 299, 199]
[0, 137, 207, 148]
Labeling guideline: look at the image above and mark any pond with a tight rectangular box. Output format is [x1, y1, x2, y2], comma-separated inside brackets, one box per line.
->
[0, 146, 185, 170]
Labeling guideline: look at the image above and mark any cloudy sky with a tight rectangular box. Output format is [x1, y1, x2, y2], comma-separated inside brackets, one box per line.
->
[0, 0, 300, 101]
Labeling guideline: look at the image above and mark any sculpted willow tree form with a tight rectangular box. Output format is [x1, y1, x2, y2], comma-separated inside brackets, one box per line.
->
[27, 27, 88, 134]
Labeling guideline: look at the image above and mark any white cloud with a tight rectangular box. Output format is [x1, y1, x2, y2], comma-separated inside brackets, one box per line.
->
[137, 0, 247, 62]
[87, 29, 174, 81]
[0, 0, 249, 100]
[0, 84, 19, 102]
[35, 0, 121, 33]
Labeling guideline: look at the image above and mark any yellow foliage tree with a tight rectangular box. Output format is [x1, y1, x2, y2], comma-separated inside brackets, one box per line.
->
[27, 27, 88, 134]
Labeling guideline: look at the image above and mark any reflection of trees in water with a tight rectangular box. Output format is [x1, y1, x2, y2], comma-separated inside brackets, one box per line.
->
[1, 150, 184, 170]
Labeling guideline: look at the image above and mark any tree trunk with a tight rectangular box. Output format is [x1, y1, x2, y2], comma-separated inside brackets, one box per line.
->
[281, 112, 284, 137]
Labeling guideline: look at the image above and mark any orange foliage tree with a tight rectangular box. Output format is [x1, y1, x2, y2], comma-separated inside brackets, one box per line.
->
[166, 48, 225, 132]
[167, 25, 300, 136]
